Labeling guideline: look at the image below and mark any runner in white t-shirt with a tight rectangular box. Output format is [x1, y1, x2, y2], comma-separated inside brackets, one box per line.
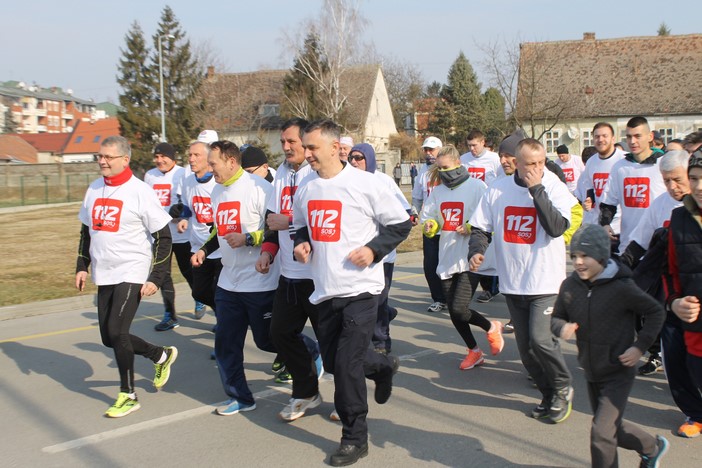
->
[459, 129, 501, 185]
[469, 137, 576, 425]
[255, 118, 325, 422]
[75, 136, 177, 418]
[420, 145, 503, 370]
[179, 141, 222, 316]
[191, 140, 279, 417]
[412, 136, 447, 312]
[555, 144, 585, 194]
[348, 142, 411, 355]
[144, 142, 195, 331]
[293, 120, 411, 466]
[600, 117, 667, 255]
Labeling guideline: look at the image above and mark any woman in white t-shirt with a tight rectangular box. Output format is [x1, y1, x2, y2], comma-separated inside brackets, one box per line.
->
[421, 146, 504, 370]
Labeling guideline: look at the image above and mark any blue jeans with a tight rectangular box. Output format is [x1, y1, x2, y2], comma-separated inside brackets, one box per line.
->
[504, 294, 571, 396]
[214, 287, 277, 405]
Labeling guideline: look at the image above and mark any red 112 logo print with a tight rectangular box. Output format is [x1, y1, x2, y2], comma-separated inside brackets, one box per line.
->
[308, 200, 342, 242]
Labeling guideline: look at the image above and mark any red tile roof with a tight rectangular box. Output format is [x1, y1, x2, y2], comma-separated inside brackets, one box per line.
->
[62, 118, 121, 154]
[0, 135, 39, 163]
[13, 132, 71, 153]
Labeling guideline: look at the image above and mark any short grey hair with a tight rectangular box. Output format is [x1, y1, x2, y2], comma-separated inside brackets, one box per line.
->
[101, 136, 131, 159]
[189, 140, 211, 156]
[659, 150, 690, 172]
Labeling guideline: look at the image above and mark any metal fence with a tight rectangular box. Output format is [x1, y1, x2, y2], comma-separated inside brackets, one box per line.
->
[0, 174, 94, 207]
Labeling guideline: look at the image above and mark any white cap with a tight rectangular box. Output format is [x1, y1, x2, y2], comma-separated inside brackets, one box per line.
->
[340, 136, 354, 146]
[422, 136, 442, 149]
[197, 130, 219, 144]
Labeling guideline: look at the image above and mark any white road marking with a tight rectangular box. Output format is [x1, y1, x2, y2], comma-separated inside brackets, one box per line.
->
[42, 348, 439, 454]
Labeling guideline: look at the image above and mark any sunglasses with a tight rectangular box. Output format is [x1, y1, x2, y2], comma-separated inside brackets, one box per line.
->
[244, 164, 263, 174]
[348, 155, 365, 161]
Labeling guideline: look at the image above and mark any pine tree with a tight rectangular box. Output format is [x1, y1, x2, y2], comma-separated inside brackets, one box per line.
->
[428, 52, 484, 149]
[117, 21, 159, 169]
[481, 87, 507, 143]
[657, 22, 671, 36]
[150, 6, 202, 158]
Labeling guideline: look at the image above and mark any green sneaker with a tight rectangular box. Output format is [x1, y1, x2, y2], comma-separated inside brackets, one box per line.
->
[154, 346, 178, 389]
[275, 369, 293, 384]
[105, 392, 141, 418]
[271, 359, 285, 374]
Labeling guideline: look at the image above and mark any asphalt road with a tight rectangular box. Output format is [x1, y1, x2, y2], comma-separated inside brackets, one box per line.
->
[1, 251, 699, 467]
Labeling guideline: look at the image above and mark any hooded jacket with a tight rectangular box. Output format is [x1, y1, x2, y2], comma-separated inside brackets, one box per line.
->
[350, 143, 377, 173]
[551, 259, 664, 382]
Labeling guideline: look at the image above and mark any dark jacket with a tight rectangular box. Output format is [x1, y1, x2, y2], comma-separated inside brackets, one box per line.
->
[551, 260, 664, 382]
[667, 196, 702, 333]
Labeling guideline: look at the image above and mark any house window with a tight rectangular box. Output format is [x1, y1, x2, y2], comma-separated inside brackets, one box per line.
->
[582, 130, 593, 148]
[258, 104, 279, 117]
[93, 135, 101, 143]
[544, 130, 561, 154]
[658, 128, 673, 145]
[75, 136, 83, 143]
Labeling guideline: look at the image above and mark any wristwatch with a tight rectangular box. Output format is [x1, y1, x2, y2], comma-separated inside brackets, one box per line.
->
[245, 233, 254, 247]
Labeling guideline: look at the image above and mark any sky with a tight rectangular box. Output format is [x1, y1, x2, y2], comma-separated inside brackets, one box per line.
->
[1, 0, 698, 103]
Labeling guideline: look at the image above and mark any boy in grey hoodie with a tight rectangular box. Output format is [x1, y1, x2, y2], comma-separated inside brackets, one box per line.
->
[551, 224, 668, 467]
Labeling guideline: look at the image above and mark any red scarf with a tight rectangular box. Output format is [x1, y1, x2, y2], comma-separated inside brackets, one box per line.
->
[104, 166, 133, 186]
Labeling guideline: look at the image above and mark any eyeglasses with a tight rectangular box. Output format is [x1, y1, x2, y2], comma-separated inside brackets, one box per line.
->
[95, 154, 125, 161]
[348, 155, 365, 162]
[244, 164, 263, 174]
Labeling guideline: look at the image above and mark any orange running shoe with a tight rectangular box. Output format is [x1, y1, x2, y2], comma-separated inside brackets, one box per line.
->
[459, 348, 485, 370]
[678, 419, 702, 438]
[486, 320, 504, 356]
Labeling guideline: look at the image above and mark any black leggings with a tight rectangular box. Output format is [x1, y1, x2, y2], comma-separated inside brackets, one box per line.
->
[97, 283, 162, 393]
[441, 272, 491, 349]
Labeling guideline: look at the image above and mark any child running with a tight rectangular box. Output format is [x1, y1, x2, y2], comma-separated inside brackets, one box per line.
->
[551, 224, 668, 467]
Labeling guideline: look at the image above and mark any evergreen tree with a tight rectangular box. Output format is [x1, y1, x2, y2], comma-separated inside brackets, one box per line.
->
[282, 31, 329, 121]
[481, 87, 507, 143]
[117, 21, 159, 169]
[657, 22, 671, 36]
[428, 52, 484, 149]
[150, 6, 202, 158]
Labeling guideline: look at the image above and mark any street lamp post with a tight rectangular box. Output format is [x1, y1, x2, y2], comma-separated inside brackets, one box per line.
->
[158, 34, 175, 142]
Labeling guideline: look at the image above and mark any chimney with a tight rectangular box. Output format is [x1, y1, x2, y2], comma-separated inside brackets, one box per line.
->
[207, 66, 215, 79]
[583, 32, 596, 41]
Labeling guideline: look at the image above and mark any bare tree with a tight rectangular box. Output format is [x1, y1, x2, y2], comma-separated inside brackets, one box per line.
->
[479, 38, 572, 139]
[280, 0, 367, 122]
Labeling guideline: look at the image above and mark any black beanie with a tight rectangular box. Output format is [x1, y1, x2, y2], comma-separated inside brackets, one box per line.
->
[154, 142, 176, 160]
[570, 225, 610, 265]
[241, 146, 268, 168]
[498, 129, 527, 156]
[556, 144, 569, 155]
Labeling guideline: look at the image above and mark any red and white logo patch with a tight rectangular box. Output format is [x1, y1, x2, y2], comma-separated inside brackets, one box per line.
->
[503, 206, 537, 244]
[623, 177, 650, 208]
[280, 186, 297, 216]
[468, 167, 486, 181]
[308, 200, 342, 242]
[192, 195, 213, 224]
[440, 201, 464, 231]
[152, 183, 172, 207]
[216, 201, 242, 236]
[593, 173, 609, 197]
[92, 198, 123, 232]
[562, 168, 575, 183]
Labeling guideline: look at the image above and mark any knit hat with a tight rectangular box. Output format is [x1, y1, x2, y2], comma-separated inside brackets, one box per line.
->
[340, 136, 354, 147]
[556, 144, 569, 155]
[570, 225, 611, 265]
[498, 129, 527, 156]
[350, 143, 376, 173]
[154, 142, 175, 160]
[422, 136, 442, 149]
[197, 130, 219, 144]
[241, 146, 268, 168]
[688, 150, 702, 173]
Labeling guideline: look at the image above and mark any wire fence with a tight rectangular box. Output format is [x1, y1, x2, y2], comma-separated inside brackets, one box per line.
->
[0, 174, 94, 208]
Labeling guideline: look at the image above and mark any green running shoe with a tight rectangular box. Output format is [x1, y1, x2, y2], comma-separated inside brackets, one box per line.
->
[105, 392, 141, 418]
[275, 369, 293, 384]
[154, 346, 178, 389]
